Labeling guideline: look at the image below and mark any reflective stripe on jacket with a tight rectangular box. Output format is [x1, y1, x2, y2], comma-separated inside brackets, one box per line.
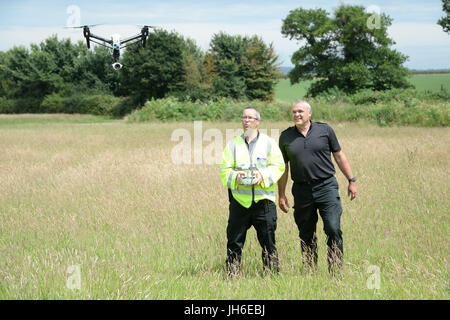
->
[220, 132, 285, 208]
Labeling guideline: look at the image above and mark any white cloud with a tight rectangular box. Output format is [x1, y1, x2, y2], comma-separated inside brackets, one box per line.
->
[388, 22, 450, 47]
[0, 27, 76, 50]
[85, 2, 295, 24]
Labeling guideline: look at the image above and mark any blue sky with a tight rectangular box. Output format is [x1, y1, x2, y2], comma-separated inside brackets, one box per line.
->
[0, 0, 449, 69]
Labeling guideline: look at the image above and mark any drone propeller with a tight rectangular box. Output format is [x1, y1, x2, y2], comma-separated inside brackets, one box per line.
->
[64, 24, 104, 29]
[136, 25, 157, 29]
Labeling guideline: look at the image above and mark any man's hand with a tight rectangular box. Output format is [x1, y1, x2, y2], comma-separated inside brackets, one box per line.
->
[252, 170, 262, 185]
[348, 182, 357, 200]
[236, 171, 246, 185]
[277, 163, 290, 213]
[279, 194, 290, 213]
[333, 150, 357, 201]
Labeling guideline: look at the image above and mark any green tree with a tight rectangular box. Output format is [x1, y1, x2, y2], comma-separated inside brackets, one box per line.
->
[281, 5, 411, 95]
[30, 35, 113, 96]
[209, 32, 279, 100]
[241, 36, 279, 100]
[0, 35, 123, 113]
[180, 38, 213, 101]
[119, 29, 187, 105]
[209, 32, 247, 99]
[0, 46, 34, 99]
[0, 35, 117, 99]
[438, 0, 450, 34]
[0, 42, 65, 111]
[74, 46, 120, 95]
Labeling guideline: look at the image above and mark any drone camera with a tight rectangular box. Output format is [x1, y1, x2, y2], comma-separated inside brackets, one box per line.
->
[112, 62, 123, 70]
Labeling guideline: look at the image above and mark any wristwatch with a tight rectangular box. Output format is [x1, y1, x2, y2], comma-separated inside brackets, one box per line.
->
[348, 177, 356, 183]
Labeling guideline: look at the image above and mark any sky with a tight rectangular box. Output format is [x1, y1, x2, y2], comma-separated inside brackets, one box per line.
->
[0, 0, 449, 70]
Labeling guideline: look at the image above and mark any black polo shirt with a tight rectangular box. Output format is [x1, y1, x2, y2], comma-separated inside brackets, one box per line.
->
[279, 121, 341, 183]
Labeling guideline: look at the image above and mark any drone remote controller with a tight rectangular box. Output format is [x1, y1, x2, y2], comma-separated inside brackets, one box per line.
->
[241, 176, 255, 185]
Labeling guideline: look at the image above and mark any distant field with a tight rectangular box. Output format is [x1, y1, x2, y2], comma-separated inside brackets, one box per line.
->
[0, 114, 448, 299]
[274, 79, 314, 102]
[408, 74, 450, 92]
[275, 74, 450, 102]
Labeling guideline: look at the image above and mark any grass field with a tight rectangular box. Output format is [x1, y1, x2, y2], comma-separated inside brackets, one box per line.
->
[274, 79, 314, 102]
[275, 74, 450, 101]
[0, 114, 448, 299]
[409, 74, 450, 92]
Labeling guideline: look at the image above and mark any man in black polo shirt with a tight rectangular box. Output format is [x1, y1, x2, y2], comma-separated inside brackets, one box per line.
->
[278, 100, 357, 273]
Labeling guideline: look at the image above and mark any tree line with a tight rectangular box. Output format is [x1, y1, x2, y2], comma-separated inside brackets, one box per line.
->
[0, 30, 280, 116]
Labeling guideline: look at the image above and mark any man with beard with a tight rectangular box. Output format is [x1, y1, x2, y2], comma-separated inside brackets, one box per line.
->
[220, 107, 285, 277]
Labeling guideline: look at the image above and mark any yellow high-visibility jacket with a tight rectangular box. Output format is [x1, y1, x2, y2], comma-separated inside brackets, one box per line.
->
[220, 132, 285, 208]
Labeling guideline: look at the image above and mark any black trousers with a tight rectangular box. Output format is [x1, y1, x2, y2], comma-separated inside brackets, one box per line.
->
[292, 176, 343, 270]
[226, 193, 278, 273]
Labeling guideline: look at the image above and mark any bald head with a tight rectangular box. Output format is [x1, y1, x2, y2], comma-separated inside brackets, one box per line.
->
[292, 100, 312, 129]
[292, 100, 311, 112]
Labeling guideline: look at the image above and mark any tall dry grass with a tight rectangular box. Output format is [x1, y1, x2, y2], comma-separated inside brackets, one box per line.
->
[0, 115, 448, 299]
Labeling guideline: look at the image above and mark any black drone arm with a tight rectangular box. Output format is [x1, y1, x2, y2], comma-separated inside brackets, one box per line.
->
[89, 39, 112, 48]
[121, 41, 143, 49]
[89, 32, 113, 45]
[121, 26, 150, 48]
[121, 34, 143, 45]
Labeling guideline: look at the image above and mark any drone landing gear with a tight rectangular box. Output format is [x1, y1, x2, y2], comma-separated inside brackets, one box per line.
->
[112, 49, 122, 70]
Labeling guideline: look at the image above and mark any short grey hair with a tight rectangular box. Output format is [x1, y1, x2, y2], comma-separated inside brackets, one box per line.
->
[292, 100, 311, 112]
[243, 106, 261, 120]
